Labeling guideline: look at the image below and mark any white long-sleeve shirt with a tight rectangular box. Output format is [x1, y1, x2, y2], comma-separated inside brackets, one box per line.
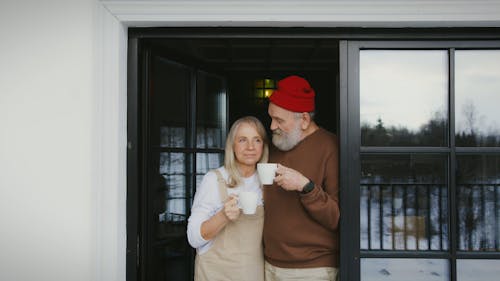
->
[187, 167, 263, 255]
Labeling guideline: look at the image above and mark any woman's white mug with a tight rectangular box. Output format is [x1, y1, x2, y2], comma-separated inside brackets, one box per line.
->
[239, 191, 258, 214]
[257, 163, 278, 185]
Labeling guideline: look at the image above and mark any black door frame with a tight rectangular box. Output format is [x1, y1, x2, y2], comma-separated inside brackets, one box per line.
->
[127, 27, 500, 281]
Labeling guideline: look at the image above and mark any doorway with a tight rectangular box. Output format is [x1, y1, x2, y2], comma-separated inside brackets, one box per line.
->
[127, 32, 340, 281]
[127, 28, 500, 281]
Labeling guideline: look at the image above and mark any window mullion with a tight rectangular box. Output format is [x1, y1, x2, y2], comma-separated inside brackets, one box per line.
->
[449, 47, 458, 281]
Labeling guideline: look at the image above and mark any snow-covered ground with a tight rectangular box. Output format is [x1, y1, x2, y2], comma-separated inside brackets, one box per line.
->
[361, 258, 447, 281]
[362, 258, 500, 281]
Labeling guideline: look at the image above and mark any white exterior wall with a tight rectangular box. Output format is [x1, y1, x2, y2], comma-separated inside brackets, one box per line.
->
[0, 0, 95, 281]
[0, 1, 126, 281]
[0, 1, 499, 281]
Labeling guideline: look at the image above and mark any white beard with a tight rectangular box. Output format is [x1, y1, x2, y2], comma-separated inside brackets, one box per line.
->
[272, 123, 302, 151]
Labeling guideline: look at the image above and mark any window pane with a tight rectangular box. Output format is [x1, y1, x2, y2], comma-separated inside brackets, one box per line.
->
[455, 50, 500, 147]
[151, 57, 190, 148]
[264, 78, 275, 88]
[158, 152, 187, 229]
[457, 259, 500, 281]
[457, 155, 500, 251]
[361, 155, 448, 251]
[155, 152, 190, 280]
[360, 51, 448, 146]
[361, 258, 448, 281]
[195, 152, 224, 195]
[196, 152, 223, 174]
[196, 71, 226, 149]
[160, 126, 186, 148]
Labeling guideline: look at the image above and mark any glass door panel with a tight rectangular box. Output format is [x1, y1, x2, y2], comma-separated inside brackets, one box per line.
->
[346, 41, 500, 281]
[360, 50, 448, 147]
[146, 54, 227, 281]
[154, 154, 189, 281]
[361, 155, 448, 251]
[455, 51, 500, 147]
[456, 155, 500, 251]
[149, 57, 192, 281]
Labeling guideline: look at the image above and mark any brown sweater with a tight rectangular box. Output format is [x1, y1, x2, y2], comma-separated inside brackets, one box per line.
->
[263, 127, 340, 268]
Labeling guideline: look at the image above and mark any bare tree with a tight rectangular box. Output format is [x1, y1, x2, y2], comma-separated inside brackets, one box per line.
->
[462, 99, 477, 136]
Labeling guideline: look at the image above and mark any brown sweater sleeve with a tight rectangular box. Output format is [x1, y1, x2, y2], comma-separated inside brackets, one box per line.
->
[299, 139, 340, 231]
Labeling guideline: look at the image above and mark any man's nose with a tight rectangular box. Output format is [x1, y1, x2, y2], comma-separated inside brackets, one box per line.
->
[270, 120, 278, 130]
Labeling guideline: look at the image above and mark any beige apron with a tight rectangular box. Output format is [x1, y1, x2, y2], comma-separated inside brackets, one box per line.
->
[194, 170, 264, 281]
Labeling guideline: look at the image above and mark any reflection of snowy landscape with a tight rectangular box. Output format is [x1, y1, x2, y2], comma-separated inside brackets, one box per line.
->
[360, 183, 449, 251]
[362, 258, 500, 281]
[361, 258, 500, 281]
[360, 153, 500, 280]
[457, 184, 500, 251]
[362, 258, 447, 281]
[158, 126, 224, 223]
[457, 259, 500, 281]
[360, 153, 500, 252]
[361, 182, 500, 251]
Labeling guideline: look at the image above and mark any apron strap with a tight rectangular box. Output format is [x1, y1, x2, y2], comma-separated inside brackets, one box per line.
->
[213, 169, 228, 202]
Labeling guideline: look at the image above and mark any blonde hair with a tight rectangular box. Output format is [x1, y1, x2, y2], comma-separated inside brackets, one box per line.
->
[224, 116, 269, 187]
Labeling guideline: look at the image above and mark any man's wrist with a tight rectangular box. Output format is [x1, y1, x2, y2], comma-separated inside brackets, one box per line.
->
[300, 180, 315, 194]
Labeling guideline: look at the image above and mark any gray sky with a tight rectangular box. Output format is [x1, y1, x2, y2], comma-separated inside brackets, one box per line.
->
[360, 50, 500, 136]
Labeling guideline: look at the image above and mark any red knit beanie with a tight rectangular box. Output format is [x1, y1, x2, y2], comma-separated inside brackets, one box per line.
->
[269, 75, 315, 112]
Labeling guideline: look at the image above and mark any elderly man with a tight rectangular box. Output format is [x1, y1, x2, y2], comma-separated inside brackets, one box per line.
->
[263, 75, 340, 281]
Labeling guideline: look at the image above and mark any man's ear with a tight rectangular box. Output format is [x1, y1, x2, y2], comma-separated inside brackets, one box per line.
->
[301, 112, 311, 130]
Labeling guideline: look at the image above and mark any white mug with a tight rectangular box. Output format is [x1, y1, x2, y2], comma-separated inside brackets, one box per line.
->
[257, 163, 278, 185]
[239, 191, 258, 215]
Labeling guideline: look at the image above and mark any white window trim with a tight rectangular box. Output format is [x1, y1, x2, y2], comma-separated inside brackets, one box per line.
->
[102, 0, 500, 27]
[94, 1, 500, 281]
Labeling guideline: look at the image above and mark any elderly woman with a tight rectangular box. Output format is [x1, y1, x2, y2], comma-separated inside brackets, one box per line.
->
[187, 116, 269, 281]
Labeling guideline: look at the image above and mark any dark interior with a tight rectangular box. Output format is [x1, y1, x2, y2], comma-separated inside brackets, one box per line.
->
[146, 38, 340, 133]
[137, 37, 341, 281]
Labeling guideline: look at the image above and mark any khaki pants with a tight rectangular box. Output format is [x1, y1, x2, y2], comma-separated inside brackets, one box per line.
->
[265, 261, 338, 281]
